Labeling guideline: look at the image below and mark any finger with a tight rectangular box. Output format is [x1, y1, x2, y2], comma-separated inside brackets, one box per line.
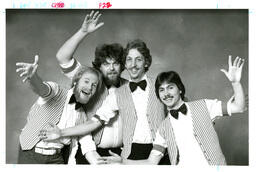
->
[93, 11, 99, 19]
[89, 10, 94, 18]
[95, 13, 102, 22]
[33, 55, 39, 65]
[239, 59, 245, 69]
[20, 71, 28, 77]
[38, 135, 48, 140]
[83, 14, 89, 23]
[95, 22, 104, 30]
[233, 56, 239, 67]
[108, 150, 118, 157]
[23, 77, 30, 83]
[16, 67, 25, 73]
[16, 62, 29, 67]
[220, 69, 228, 78]
[236, 57, 242, 68]
[228, 55, 232, 68]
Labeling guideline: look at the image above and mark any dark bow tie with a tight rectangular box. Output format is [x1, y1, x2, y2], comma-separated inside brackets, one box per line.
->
[105, 81, 121, 89]
[69, 94, 84, 110]
[129, 80, 147, 92]
[169, 103, 187, 120]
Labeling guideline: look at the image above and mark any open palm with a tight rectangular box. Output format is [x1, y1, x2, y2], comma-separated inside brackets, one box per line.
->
[81, 11, 104, 33]
[221, 55, 244, 83]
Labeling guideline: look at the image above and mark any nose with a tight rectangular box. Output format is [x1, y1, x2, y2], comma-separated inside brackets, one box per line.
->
[131, 59, 136, 68]
[109, 63, 114, 70]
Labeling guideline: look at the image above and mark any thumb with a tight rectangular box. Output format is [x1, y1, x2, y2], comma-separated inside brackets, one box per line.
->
[33, 55, 39, 65]
[108, 150, 118, 157]
[220, 69, 228, 78]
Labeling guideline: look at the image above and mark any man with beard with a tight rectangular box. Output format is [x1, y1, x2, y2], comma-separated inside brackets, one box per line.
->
[103, 55, 245, 165]
[16, 55, 104, 164]
[54, 11, 127, 163]
[40, 39, 169, 164]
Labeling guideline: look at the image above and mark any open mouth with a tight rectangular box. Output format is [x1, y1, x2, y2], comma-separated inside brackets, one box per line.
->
[81, 90, 90, 96]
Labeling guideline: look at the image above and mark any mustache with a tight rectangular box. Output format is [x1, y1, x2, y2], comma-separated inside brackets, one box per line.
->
[163, 94, 173, 100]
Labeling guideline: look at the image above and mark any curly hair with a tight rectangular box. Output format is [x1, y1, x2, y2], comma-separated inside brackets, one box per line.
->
[92, 43, 125, 72]
[123, 39, 152, 72]
[155, 71, 186, 100]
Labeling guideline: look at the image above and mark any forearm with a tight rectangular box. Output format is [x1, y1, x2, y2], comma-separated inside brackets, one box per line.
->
[230, 82, 245, 113]
[56, 29, 89, 64]
[27, 72, 49, 97]
[60, 119, 102, 137]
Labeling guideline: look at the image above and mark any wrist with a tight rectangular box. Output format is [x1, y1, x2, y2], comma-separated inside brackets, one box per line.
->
[231, 81, 241, 86]
[78, 28, 89, 36]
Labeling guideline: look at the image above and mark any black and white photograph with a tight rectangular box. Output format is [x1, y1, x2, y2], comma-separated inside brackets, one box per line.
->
[5, 8, 248, 166]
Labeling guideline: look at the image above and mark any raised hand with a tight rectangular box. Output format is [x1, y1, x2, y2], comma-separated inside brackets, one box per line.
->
[80, 11, 104, 33]
[16, 55, 39, 82]
[38, 123, 62, 142]
[220, 55, 245, 83]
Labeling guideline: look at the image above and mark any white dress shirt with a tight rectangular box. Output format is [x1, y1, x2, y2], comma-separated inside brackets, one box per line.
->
[60, 58, 123, 148]
[153, 99, 231, 165]
[35, 82, 96, 164]
[94, 75, 153, 144]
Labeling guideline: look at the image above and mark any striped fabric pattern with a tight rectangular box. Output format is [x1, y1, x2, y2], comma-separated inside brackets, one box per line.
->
[85, 78, 128, 145]
[188, 99, 226, 165]
[158, 117, 179, 165]
[19, 86, 68, 150]
[116, 77, 165, 158]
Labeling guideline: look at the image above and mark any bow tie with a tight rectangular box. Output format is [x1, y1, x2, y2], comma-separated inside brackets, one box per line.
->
[169, 103, 187, 120]
[105, 81, 121, 89]
[69, 94, 84, 110]
[129, 80, 147, 92]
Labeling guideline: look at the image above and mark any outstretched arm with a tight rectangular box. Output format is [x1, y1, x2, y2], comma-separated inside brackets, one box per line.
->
[39, 119, 103, 141]
[220, 55, 245, 113]
[56, 10, 104, 64]
[16, 55, 50, 97]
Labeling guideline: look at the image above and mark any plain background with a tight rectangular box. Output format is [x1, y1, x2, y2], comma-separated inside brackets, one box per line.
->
[6, 9, 248, 164]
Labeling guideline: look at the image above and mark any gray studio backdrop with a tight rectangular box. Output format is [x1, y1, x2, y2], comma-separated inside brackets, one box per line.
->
[6, 9, 248, 164]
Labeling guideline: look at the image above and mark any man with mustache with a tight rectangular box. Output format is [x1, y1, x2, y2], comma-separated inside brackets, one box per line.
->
[40, 39, 169, 164]
[16, 55, 103, 164]
[104, 55, 246, 165]
[54, 11, 127, 163]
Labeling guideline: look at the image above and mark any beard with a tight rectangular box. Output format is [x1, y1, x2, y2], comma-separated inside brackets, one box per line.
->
[103, 72, 120, 86]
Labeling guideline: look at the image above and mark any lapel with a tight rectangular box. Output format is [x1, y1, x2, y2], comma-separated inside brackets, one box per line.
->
[124, 82, 137, 119]
[146, 77, 154, 116]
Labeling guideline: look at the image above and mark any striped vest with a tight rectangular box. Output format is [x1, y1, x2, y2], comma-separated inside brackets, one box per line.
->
[159, 99, 226, 165]
[19, 86, 68, 150]
[116, 77, 165, 158]
[85, 78, 128, 145]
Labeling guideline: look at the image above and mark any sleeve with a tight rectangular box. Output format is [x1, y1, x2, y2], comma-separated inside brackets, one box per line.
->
[205, 98, 232, 120]
[79, 134, 97, 155]
[36, 81, 60, 105]
[152, 130, 167, 156]
[59, 58, 81, 80]
[91, 92, 119, 125]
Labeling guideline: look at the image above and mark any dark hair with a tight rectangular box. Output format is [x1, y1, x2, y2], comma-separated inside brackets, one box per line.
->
[155, 71, 186, 100]
[92, 43, 125, 72]
[123, 39, 152, 72]
[71, 65, 102, 93]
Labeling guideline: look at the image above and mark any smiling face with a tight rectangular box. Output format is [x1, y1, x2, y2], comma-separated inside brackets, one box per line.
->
[99, 57, 121, 85]
[74, 72, 99, 104]
[158, 82, 183, 109]
[125, 48, 147, 82]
